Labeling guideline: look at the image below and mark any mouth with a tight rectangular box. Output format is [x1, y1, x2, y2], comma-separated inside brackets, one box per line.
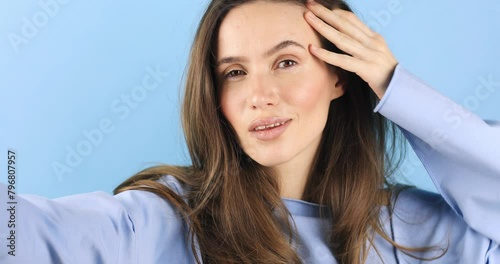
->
[249, 117, 292, 141]
[249, 117, 292, 131]
[252, 120, 287, 131]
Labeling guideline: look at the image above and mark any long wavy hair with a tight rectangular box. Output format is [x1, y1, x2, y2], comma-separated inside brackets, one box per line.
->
[115, 0, 439, 263]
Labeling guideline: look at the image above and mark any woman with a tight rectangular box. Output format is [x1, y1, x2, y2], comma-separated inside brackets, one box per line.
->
[1, 0, 499, 263]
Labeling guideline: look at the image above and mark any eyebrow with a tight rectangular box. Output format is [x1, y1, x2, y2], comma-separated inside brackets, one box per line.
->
[216, 40, 305, 67]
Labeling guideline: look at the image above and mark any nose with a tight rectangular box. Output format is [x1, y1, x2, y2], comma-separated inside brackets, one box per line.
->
[248, 74, 279, 110]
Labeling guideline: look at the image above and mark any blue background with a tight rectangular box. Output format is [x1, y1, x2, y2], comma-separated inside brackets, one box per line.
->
[1, 0, 499, 198]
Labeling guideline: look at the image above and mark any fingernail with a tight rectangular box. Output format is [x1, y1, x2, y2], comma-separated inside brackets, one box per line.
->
[305, 11, 316, 20]
[310, 45, 318, 52]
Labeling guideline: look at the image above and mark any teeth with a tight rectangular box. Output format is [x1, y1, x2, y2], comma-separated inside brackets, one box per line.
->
[254, 121, 286, 131]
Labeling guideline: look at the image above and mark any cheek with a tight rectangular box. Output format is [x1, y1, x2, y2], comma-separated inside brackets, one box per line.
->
[283, 76, 332, 115]
[220, 93, 232, 123]
[291, 84, 323, 106]
[220, 90, 244, 130]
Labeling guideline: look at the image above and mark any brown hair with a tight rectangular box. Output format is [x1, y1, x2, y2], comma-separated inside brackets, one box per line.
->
[115, 0, 441, 263]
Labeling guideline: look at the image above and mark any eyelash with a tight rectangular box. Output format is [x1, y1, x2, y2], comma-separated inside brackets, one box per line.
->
[277, 59, 297, 69]
[224, 69, 245, 79]
[223, 59, 298, 79]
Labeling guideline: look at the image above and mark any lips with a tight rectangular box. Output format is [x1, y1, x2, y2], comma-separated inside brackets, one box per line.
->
[253, 121, 287, 131]
[249, 117, 291, 131]
[248, 117, 292, 141]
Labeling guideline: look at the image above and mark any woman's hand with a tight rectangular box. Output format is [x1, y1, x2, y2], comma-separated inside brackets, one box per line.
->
[304, 0, 398, 99]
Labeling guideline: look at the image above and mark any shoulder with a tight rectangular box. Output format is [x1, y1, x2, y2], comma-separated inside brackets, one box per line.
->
[113, 175, 196, 262]
[391, 186, 460, 232]
[388, 187, 493, 261]
[113, 175, 189, 230]
[156, 174, 189, 196]
[393, 186, 448, 214]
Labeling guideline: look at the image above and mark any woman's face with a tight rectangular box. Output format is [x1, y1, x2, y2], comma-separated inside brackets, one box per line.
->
[217, 1, 344, 168]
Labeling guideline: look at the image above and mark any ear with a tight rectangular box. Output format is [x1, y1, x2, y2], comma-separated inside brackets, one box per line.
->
[329, 67, 346, 101]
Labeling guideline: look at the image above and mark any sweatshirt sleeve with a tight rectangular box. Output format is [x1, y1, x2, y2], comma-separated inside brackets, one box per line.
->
[0, 175, 196, 264]
[0, 183, 136, 263]
[374, 65, 500, 259]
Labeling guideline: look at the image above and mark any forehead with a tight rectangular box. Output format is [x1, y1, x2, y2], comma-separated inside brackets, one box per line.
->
[217, 1, 319, 57]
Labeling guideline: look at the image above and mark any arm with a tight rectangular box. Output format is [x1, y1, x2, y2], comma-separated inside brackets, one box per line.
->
[0, 175, 196, 264]
[375, 64, 500, 244]
[0, 184, 136, 263]
[303, 2, 499, 260]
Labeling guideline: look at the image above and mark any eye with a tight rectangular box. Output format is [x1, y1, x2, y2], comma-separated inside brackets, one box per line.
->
[224, 69, 246, 79]
[277, 59, 297, 69]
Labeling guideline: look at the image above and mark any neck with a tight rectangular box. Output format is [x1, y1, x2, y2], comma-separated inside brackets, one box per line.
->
[276, 162, 311, 200]
[275, 136, 321, 200]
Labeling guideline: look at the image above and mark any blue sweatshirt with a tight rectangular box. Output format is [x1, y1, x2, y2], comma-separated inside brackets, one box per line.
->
[1, 65, 499, 263]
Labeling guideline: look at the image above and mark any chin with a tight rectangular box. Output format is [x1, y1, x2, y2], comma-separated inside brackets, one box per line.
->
[249, 153, 291, 168]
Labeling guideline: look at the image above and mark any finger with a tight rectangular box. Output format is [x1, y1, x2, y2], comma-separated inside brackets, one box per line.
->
[332, 9, 388, 52]
[309, 44, 362, 74]
[305, 11, 368, 59]
[332, 9, 378, 39]
[306, 1, 375, 48]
